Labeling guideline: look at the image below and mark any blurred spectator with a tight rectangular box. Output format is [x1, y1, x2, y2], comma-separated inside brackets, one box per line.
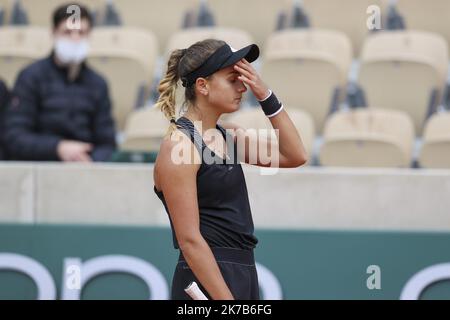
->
[3, 3, 116, 162]
[0, 79, 9, 160]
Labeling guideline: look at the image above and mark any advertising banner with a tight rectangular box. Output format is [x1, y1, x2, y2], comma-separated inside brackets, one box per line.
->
[1, 224, 449, 300]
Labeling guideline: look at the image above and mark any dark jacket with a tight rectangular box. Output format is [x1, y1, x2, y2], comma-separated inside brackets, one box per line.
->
[0, 79, 9, 160]
[3, 54, 116, 161]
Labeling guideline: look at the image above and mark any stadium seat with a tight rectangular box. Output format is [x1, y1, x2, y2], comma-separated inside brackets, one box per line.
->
[397, 0, 450, 53]
[358, 30, 448, 134]
[226, 107, 316, 164]
[87, 27, 159, 131]
[0, 26, 52, 87]
[226, 108, 272, 131]
[166, 26, 254, 53]
[0, 0, 11, 25]
[3, 0, 28, 25]
[19, 0, 105, 26]
[112, 0, 198, 54]
[301, 0, 389, 56]
[419, 112, 450, 169]
[207, 0, 290, 49]
[120, 106, 168, 153]
[319, 108, 415, 168]
[261, 29, 353, 132]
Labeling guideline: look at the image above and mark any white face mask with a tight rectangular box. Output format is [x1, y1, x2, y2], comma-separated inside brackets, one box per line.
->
[54, 37, 90, 65]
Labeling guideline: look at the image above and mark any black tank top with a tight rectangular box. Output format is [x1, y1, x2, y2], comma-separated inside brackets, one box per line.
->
[154, 116, 258, 250]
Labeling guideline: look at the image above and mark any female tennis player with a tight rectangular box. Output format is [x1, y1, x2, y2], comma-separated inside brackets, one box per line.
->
[153, 39, 307, 300]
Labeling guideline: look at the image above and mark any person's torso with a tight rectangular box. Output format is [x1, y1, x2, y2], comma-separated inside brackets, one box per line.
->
[23, 56, 105, 142]
[154, 116, 258, 250]
[0, 80, 9, 111]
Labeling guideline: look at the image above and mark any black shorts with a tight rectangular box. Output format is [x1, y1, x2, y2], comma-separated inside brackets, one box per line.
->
[171, 247, 260, 300]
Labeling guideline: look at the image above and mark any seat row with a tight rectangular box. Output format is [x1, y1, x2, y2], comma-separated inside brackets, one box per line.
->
[2, 0, 450, 56]
[1, 26, 448, 134]
[119, 106, 450, 169]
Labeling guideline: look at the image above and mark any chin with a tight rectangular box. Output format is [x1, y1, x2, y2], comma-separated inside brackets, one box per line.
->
[230, 101, 242, 112]
[216, 100, 241, 115]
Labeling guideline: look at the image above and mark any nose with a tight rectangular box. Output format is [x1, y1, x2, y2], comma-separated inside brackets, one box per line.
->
[237, 80, 247, 93]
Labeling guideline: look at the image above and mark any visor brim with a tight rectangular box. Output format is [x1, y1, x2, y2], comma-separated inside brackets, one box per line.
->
[220, 44, 260, 69]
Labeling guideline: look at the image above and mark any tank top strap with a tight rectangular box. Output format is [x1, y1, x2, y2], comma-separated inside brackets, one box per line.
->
[216, 123, 227, 140]
[176, 117, 238, 164]
[216, 123, 237, 163]
[175, 116, 204, 155]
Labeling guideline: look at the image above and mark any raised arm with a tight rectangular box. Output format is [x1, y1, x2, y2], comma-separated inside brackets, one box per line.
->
[156, 132, 234, 300]
[230, 59, 308, 168]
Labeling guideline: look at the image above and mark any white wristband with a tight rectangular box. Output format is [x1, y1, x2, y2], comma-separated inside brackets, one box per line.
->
[258, 89, 273, 102]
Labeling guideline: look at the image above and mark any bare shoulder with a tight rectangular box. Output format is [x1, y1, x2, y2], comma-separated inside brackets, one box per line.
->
[158, 130, 188, 157]
[154, 129, 201, 190]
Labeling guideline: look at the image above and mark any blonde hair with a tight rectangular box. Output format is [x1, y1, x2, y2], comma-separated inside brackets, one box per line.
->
[155, 39, 226, 137]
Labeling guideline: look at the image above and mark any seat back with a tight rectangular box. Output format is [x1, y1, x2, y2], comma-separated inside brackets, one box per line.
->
[419, 112, 450, 168]
[262, 29, 352, 132]
[121, 106, 168, 153]
[397, 0, 450, 54]
[320, 108, 415, 167]
[358, 31, 448, 134]
[88, 27, 158, 130]
[19, 0, 104, 26]
[207, 0, 290, 48]
[0, 26, 52, 87]
[302, 0, 388, 56]
[0, 0, 11, 24]
[112, 0, 198, 54]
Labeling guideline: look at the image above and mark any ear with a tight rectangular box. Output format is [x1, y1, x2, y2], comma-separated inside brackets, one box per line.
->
[195, 77, 209, 96]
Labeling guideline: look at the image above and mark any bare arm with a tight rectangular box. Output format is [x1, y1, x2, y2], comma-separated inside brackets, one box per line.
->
[156, 132, 234, 300]
[266, 108, 308, 167]
[224, 59, 308, 168]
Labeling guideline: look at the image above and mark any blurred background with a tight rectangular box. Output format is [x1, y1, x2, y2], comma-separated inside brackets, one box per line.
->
[0, 0, 450, 300]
